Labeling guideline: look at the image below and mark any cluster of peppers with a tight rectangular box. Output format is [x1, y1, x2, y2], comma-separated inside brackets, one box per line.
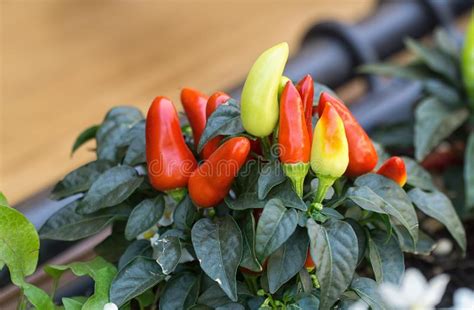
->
[145, 42, 408, 271]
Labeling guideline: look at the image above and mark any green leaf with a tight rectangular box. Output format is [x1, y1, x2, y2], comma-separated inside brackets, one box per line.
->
[78, 166, 143, 214]
[103, 106, 144, 124]
[255, 199, 298, 261]
[62, 297, 87, 310]
[46, 257, 117, 309]
[226, 179, 307, 211]
[345, 219, 367, 265]
[359, 62, 431, 80]
[393, 226, 435, 255]
[39, 201, 130, 241]
[71, 124, 99, 155]
[110, 256, 165, 306]
[414, 98, 469, 161]
[118, 240, 152, 270]
[159, 273, 200, 310]
[96, 122, 134, 162]
[50, 160, 113, 200]
[465, 133, 474, 209]
[174, 195, 198, 231]
[408, 188, 466, 254]
[125, 196, 164, 240]
[434, 29, 459, 59]
[307, 219, 358, 309]
[350, 174, 419, 243]
[197, 282, 252, 308]
[237, 212, 262, 272]
[197, 100, 245, 152]
[192, 216, 242, 301]
[0, 192, 9, 207]
[405, 37, 458, 82]
[267, 227, 309, 293]
[258, 161, 286, 199]
[350, 277, 388, 310]
[0, 204, 39, 283]
[22, 282, 55, 310]
[423, 79, 461, 106]
[368, 230, 404, 284]
[402, 156, 435, 191]
[122, 121, 146, 166]
[94, 232, 131, 263]
[152, 236, 182, 275]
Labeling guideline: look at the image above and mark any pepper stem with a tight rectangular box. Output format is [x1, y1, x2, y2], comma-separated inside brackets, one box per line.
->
[312, 176, 335, 207]
[260, 136, 273, 159]
[282, 162, 310, 198]
[166, 188, 187, 203]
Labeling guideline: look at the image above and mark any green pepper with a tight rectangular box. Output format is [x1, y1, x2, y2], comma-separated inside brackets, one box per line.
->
[241, 42, 289, 137]
[462, 11, 474, 108]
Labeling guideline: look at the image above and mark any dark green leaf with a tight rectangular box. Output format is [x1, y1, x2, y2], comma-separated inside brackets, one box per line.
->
[368, 230, 404, 284]
[192, 216, 242, 301]
[423, 79, 461, 106]
[123, 121, 146, 166]
[118, 240, 152, 270]
[110, 257, 165, 306]
[465, 133, 474, 210]
[78, 166, 143, 214]
[402, 156, 436, 191]
[255, 199, 298, 261]
[307, 219, 358, 309]
[393, 226, 435, 255]
[372, 123, 414, 149]
[50, 160, 113, 200]
[39, 201, 130, 241]
[197, 100, 245, 152]
[345, 219, 367, 265]
[405, 37, 458, 83]
[71, 125, 99, 154]
[174, 195, 198, 231]
[125, 196, 164, 240]
[350, 277, 388, 310]
[408, 188, 466, 254]
[226, 179, 307, 211]
[238, 212, 262, 272]
[294, 293, 320, 309]
[46, 257, 117, 309]
[359, 62, 431, 80]
[94, 232, 130, 263]
[351, 174, 418, 243]
[159, 273, 200, 310]
[267, 227, 309, 293]
[414, 98, 469, 161]
[197, 282, 251, 308]
[152, 236, 182, 275]
[434, 29, 460, 59]
[103, 106, 144, 124]
[96, 122, 133, 162]
[258, 161, 286, 199]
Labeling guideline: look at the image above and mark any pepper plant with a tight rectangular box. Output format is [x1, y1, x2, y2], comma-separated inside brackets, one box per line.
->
[1, 42, 467, 309]
[361, 13, 474, 217]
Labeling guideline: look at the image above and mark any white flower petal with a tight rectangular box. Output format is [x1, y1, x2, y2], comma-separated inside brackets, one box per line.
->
[399, 269, 428, 304]
[420, 273, 449, 307]
[379, 283, 411, 307]
[103, 303, 118, 310]
[453, 288, 474, 310]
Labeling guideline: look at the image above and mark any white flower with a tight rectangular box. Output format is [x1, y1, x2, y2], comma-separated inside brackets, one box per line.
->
[453, 288, 474, 310]
[378, 268, 449, 310]
[103, 303, 118, 310]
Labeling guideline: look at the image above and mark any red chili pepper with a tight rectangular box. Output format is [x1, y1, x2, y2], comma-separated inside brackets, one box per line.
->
[304, 249, 315, 271]
[376, 156, 407, 187]
[189, 137, 251, 207]
[146, 96, 198, 192]
[201, 91, 231, 159]
[296, 74, 315, 140]
[317, 92, 378, 178]
[279, 81, 311, 197]
[180, 88, 208, 148]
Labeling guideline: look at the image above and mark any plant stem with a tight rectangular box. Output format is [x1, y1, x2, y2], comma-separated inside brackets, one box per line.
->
[260, 136, 272, 159]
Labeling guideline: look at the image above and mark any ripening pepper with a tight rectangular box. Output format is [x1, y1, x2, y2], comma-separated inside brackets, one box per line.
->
[278, 81, 310, 197]
[278, 76, 291, 98]
[296, 74, 315, 140]
[304, 249, 315, 271]
[241, 42, 289, 137]
[462, 11, 474, 106]
[311, 103, 349, 206]
[376, 156, 407, 187]
[181, 88, 208, 148]
[146, 96, 198, 194]
[189, 137, 251, 207]
[318, 92, 377, 178]
[201, 91, 231, 159]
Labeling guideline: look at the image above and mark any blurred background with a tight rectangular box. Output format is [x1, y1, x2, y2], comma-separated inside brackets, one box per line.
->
[1, 0, 375, 206]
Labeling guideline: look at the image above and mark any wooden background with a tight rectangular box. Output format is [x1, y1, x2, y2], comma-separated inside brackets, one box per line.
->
[1, 0, 375, 205]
